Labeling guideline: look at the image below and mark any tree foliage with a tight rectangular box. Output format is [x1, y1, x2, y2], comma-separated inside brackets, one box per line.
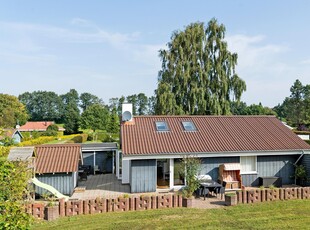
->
[0, 159, 33, 229]
[80, 92, 102, 112]
[274, 79, 310, 128]
[80, 104, 109, 132]
[18, 91, 62, 122]
[231, 101, 276, 116]
[61, 89, 80, 134]
[0, 94, 29, 128]
[155, 19, 246, 115]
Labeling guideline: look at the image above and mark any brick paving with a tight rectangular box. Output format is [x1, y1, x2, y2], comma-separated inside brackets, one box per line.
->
[71, 174, 227, 209]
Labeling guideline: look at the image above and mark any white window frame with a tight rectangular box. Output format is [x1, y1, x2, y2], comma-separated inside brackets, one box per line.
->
[155, 121, 169, 131]
[182, 121, 197, 131]
[240, 156, 257, 174]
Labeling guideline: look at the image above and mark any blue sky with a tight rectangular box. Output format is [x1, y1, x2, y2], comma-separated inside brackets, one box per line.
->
[0, 1, 309, 107]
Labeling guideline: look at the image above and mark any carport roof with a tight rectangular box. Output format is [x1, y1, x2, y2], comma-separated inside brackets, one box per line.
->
[82, 143, 118, 151]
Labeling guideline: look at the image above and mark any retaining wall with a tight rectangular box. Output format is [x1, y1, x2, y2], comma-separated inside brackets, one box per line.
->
[236, 187, 310, 204]
[25, 194, 183, 220]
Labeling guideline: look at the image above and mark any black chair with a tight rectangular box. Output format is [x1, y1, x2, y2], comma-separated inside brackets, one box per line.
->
[196, 186, 210, 200]
[215, 181, 226, 199]
[79, 170, 88, 181]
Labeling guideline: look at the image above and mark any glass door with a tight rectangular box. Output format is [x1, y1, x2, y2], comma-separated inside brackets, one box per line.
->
[157, 159, 170, 188]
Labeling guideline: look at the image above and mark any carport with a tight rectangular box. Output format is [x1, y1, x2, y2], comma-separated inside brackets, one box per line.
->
[81, 143, 119, 175]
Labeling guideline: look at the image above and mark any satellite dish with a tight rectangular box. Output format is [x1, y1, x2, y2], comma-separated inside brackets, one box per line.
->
[122, 111, 132, 121]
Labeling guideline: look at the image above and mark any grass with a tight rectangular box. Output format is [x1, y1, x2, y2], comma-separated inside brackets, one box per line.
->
[32, 199, 310, 230]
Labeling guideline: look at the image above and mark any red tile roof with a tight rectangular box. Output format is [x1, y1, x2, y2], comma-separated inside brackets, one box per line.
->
[121, 116, 310, 155]
[19, 121, 65, 132]
[35, 144, 81, 174]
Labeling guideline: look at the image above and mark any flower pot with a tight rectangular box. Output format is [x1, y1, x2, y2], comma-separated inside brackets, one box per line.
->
[182, 197, 193, 208]
[225, 194, 237, 206]
[45, 206, 59, 221]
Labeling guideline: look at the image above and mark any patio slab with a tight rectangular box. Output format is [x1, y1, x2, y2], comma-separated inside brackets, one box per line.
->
[70, 174, 227, 209]
[71, 174, 130, 199]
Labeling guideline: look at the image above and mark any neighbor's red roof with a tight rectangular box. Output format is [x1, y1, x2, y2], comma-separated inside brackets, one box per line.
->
[19, 121, 65, 132]
[121, 116, 310, 155]
[35, 144, 81, 173]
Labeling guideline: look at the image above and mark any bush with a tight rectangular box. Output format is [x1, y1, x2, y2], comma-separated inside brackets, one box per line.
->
[44, 124, 59, 136]
[0, 146, 10, 158]
[18, 136, 56, 146]
[0, 159, 33, 229]
[66, 134, 88, 143]
[71, 135, 83, 143]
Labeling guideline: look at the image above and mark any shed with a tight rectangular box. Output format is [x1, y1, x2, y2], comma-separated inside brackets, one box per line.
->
[35, 144, 82, 196]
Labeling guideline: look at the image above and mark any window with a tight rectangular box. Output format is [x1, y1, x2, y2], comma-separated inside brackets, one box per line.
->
[182, 121, 196, 131]
[155, 121, 169, 131]
[240, 156, 257, 174]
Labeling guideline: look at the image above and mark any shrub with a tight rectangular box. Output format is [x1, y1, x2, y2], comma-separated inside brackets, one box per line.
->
[18, 136, 56, 146]
[0, 146, 10, 158]
[0, 159, 33, 229]
[68, 134, 88, 143]
[179, 156, 201, 198]
[44, 124, 59, 136]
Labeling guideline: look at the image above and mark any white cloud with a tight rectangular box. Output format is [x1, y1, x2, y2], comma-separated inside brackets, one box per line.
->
[0, 20, 139, 47]
[224, 34, 297, 106]
[301, 59, 310, 65]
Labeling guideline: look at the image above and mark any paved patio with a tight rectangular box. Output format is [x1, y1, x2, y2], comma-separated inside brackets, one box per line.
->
[71, 174, 130, 200]
[70, 174, 227, 209]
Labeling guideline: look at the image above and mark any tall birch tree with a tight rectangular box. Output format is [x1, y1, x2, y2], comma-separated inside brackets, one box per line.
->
[155, 19, 246, 115]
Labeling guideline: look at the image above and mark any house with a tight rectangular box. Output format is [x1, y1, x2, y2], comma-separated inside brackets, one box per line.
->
[81, 143, 118, 175]
[119, 104, 310, 193]
[0, 128, 23, 144]
[19, 121, 65, 132]
[35, 144, 82, 196]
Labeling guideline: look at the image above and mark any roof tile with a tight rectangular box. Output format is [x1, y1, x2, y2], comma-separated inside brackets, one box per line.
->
[121, 116, 310, 155]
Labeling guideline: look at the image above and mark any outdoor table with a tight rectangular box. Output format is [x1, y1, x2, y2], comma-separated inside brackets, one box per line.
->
[200, 180, 222, 200]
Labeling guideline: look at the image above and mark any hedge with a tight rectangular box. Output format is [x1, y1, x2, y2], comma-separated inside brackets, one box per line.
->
[0, 146, 10, 158]
[17, 136, 56, 147]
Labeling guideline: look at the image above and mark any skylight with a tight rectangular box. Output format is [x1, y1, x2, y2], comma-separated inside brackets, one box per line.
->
[182, 121, 196, 131]
[155, 121, 169, 131]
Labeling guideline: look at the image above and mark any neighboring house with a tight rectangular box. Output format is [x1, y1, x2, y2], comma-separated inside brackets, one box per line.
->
[19, 121, 65, 132]
[81, 143, 118, 175]
[35, 144, 82, 196]
[0, 128, 23, 144]
[120, 104, 310, 193]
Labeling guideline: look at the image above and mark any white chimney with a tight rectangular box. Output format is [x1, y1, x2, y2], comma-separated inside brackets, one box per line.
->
[122, 103, 133, 122]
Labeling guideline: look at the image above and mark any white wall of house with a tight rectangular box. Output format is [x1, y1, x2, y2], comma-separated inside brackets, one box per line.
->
[298, 135, 310, 140]
[122, 159, 130, 184]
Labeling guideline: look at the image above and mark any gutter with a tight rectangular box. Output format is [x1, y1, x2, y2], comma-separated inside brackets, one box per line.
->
[293, 150, 305, 185]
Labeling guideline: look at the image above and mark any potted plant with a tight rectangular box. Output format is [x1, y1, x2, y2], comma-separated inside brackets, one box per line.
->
[179, 156, 201, 207]
[225, 193, 237, 206]
[43, 194, 59, 221]
[294, 165, 308, 186]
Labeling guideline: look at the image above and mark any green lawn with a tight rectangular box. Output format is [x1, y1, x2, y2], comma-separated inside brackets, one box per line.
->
[32, 199, 310, 230]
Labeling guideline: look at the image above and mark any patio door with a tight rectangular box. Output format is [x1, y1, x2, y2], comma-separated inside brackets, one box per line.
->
[157, 159, 170, 188]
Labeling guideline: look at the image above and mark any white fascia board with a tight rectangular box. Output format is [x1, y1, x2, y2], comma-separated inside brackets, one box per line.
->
[123, 150, 309, 160]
